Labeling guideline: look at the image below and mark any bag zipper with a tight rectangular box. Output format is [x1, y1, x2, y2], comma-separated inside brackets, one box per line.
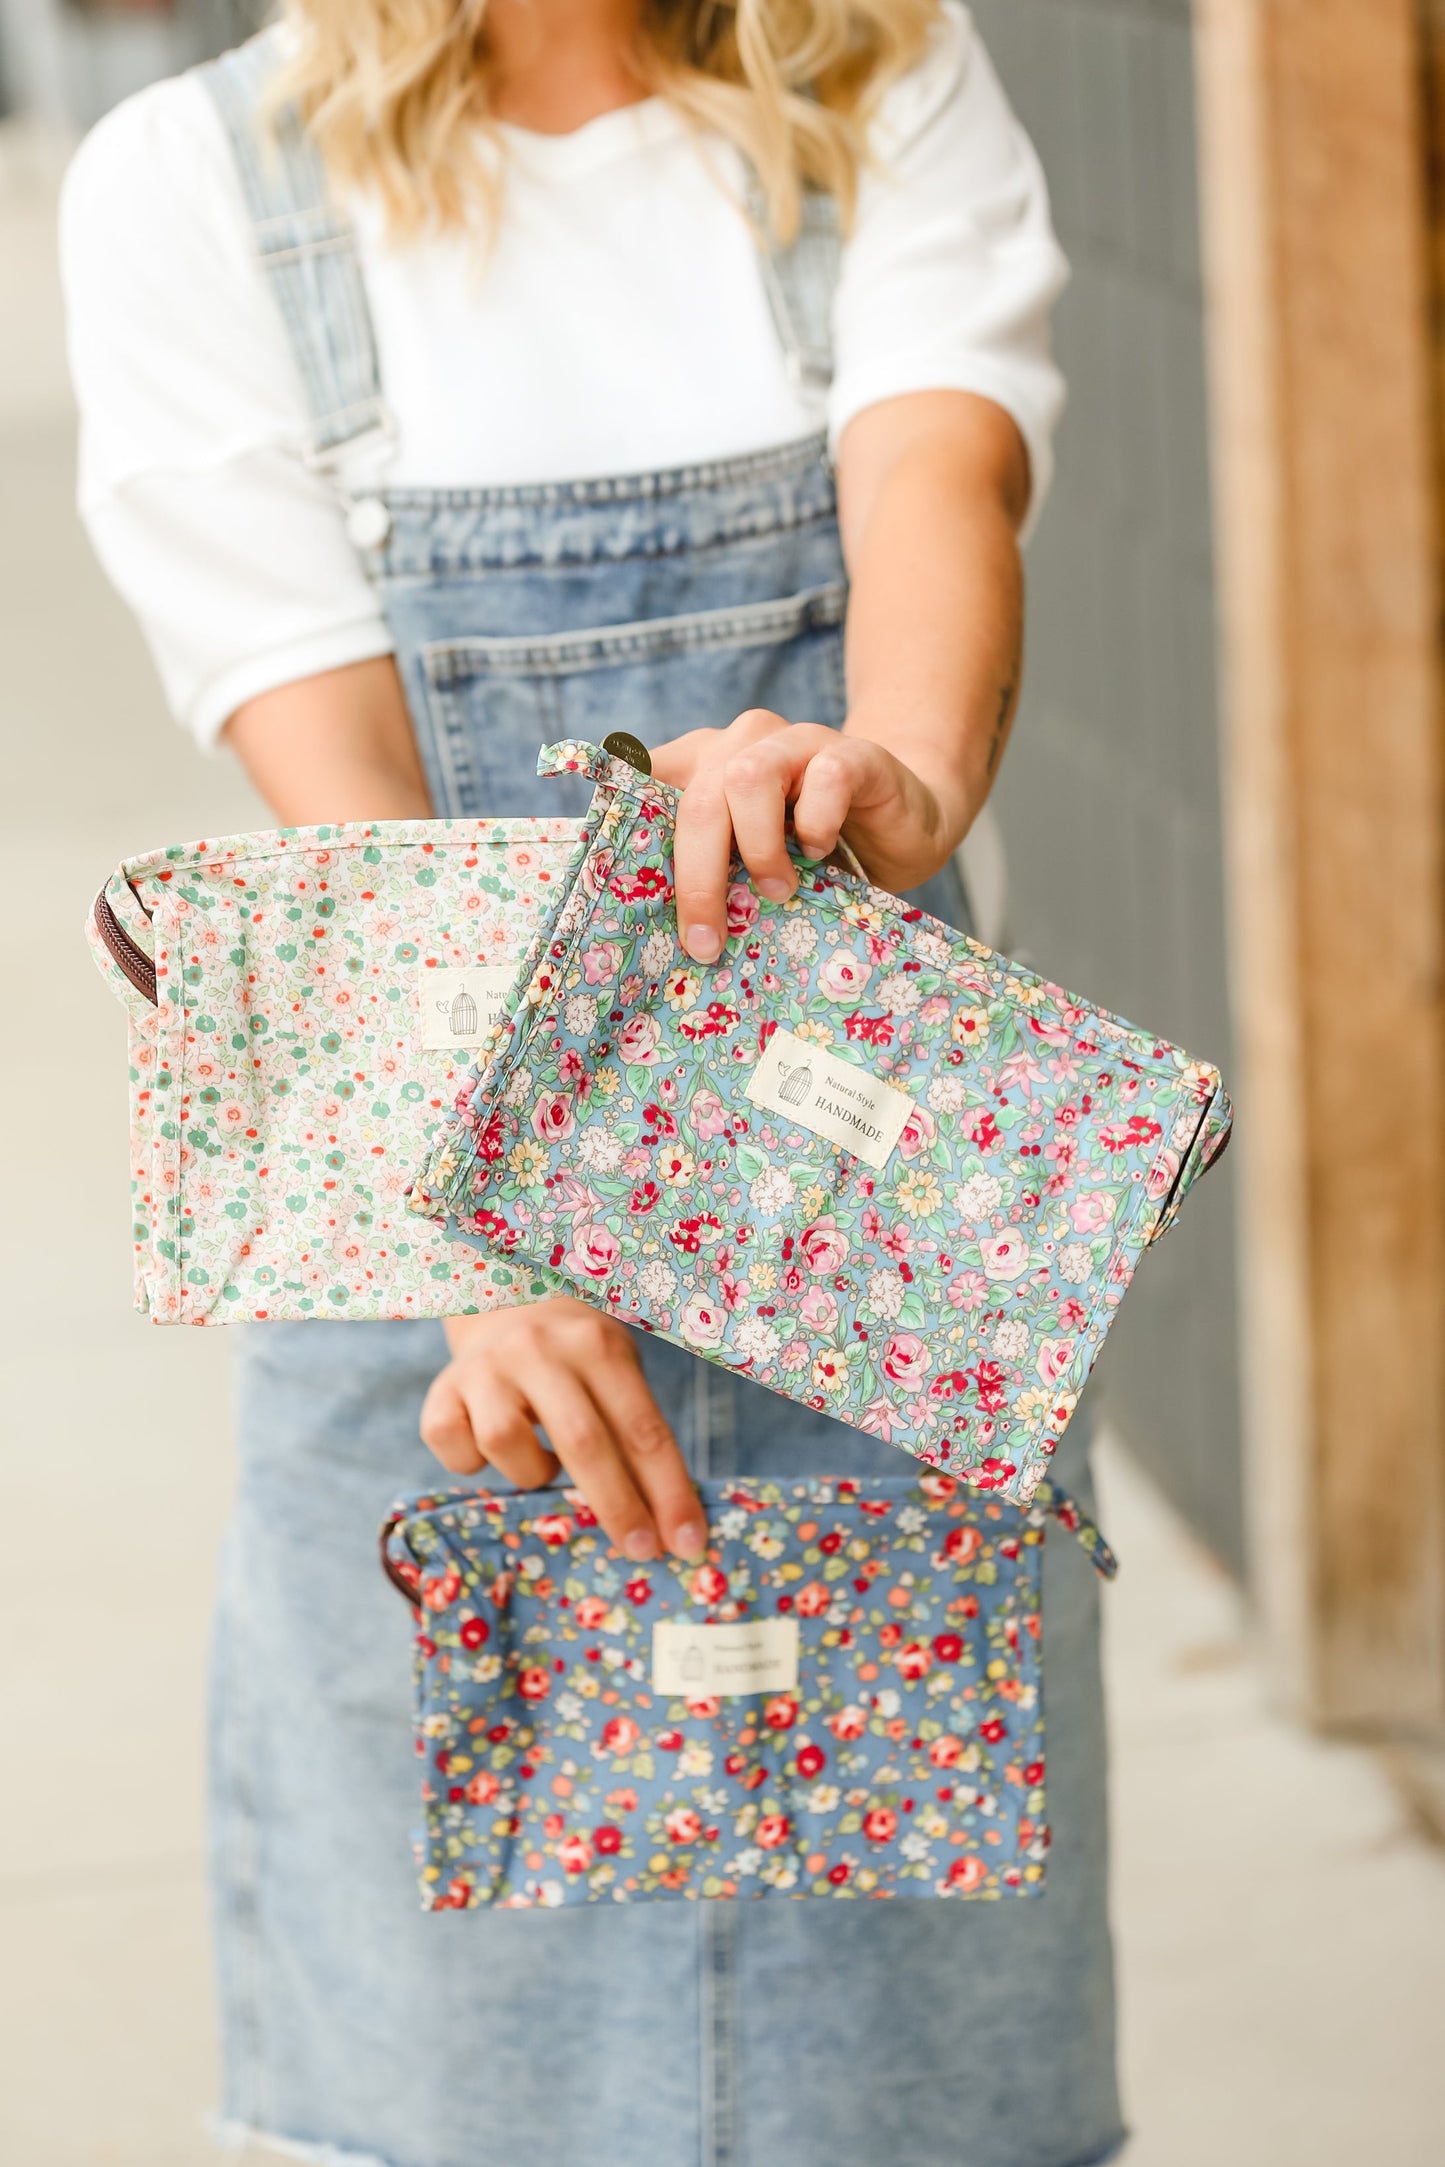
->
[93, 887, 157, 1006]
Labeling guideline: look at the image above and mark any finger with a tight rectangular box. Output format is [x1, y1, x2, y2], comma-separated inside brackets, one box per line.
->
[421, 1365, 560, 1487]
[525, 1368, 660, 1561]
[648, 728, 724, 789]
[792, 742, 872, 861]
[458, 1376, 561, 1492]
[650, 712, 783, 788]
[672, 764, 736, 964]
[722, 742, 797, 905]
[587, 1341, 705, 1559]
[419, 1367, 488, 1475]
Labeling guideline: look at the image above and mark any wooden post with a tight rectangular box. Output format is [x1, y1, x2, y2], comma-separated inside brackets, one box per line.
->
[1193, 0, 1445, 1727]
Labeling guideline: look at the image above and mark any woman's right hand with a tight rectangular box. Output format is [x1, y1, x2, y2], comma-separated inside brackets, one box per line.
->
[420, 1300, 706, 1562]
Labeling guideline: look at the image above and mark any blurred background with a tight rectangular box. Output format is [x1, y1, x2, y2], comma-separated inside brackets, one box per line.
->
[3, 1, 1444, 2161]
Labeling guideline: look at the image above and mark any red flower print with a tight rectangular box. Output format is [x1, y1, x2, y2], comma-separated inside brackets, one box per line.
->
[464, 1771, 500, 1805]
[828, 1862, 851, 1885]
[573, 1596, 608, 1629]
[679, 1001, 741, 1040]
[600, 1715, 641, 1755]
[894, 1641, 932, 1681]
[594, 1824, 624, 1855]
[796, 1743, 826, 1779]
[608, 864, 669, 903]
[970, 1361, 1008, 1414]
[531, 1515, 574, 1548]
[942, 1525, 982, 1565]
[472, 1206, 518, 1250]
[794, 1581, 832, 1617]
[421, 1568, 462, 1611]
[928, 1735, 963, 1768]
[690, 1564, 728, 1603]
[931, 1633, 964, 1663]
[476, 1112, 506, 1163]
[756, 1815, 791, 1850]
[558, 1833, 594, 1875]
[828, 1704, 868, 1741]
[948, 1855, 988, 1893]
[665, 1806, 703, 1843]
[669, 1212, 724, 1254]
[863, 1808, 898, 1844]
[978, 1717, 1008, 1745]
[459, 1616, 490, 1650]
[625, 1576, 653, 1604]
[843, 1012, 894, 1047]
[517, 1667, 551, 1702]
[763, 1696, 798, 1730]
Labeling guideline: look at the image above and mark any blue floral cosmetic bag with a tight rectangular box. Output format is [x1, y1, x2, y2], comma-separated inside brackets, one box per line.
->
[380, 1472, 1116, 1911]
[412, 743, 1232, 1507]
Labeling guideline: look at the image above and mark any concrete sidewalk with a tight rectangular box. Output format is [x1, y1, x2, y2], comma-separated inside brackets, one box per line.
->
[2, 134, 1442, 2167]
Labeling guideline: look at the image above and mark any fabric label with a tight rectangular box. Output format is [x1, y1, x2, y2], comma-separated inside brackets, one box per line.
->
[652, 1617, 800, 1698]
[418, 965, 517, 1050]
[744, 1025, 915, 1171]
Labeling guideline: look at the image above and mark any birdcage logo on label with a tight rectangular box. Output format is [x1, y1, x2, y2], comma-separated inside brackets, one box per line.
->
[776, 1058, 813, 1107]
[417, 963, 516, 1051]
[437, 985, 478, 1039]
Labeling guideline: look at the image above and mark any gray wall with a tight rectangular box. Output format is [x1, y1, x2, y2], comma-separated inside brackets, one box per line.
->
[971, 0, 1243, 1572]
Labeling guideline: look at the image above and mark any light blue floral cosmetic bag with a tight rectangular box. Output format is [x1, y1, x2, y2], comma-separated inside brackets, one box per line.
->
[380, 1472, 1116, 1910]
[411, 742, 1232, 1507]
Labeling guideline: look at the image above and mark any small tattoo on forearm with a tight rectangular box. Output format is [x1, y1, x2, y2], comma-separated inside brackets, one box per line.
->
[985, 678, 1016, 778]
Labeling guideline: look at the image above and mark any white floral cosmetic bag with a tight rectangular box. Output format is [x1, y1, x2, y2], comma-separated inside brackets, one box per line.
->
[88, 818, 580, 1323]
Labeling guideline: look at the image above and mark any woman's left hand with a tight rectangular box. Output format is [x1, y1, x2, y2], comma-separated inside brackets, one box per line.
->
[651, 710, 967, 964]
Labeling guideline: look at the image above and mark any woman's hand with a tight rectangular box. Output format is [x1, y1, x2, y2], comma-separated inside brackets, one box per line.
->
[420, 1301, 706, 1562]
[651, 713, 967, 963]
[652, 390, 1032, 964]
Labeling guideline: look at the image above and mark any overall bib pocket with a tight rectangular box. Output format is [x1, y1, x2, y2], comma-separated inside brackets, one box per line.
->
[418, 581, 849, 816]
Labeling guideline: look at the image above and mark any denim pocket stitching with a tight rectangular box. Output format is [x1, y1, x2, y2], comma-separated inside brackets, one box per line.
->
[420, 582, 847, 686]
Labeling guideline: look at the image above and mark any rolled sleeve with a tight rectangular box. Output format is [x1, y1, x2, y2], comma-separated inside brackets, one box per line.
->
[831, 3, 1069, 538]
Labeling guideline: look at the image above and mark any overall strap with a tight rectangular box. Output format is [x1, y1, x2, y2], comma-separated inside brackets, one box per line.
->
[748, 178, 841, 395]
[202, 33, 838, 454]
[198, 28, 393, 471]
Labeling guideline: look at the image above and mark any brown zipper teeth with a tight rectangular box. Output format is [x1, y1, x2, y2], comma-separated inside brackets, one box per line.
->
[93, 888, 157, 1006]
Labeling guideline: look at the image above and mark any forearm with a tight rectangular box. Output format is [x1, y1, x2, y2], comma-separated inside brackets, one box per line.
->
[223, 654, 433, 824]
[837, 391, 1028, 853]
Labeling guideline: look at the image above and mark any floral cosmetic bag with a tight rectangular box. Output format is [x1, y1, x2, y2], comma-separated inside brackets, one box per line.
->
[380, 1471, 1116, 1911]
[412, 743, 1232, 1505]
[87, 818, 580, 1323]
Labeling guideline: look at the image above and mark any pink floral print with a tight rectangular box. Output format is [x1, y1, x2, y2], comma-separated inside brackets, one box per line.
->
[413, 744, 1232, 1505]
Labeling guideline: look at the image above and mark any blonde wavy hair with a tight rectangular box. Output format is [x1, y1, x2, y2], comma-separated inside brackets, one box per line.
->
[272, 0, 941, 243]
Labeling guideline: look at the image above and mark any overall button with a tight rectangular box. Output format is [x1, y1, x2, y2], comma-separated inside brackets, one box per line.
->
[346, 497, 391, 550]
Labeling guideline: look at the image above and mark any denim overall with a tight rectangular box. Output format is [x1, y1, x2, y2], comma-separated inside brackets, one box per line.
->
[203, 35, 1122, 2167]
